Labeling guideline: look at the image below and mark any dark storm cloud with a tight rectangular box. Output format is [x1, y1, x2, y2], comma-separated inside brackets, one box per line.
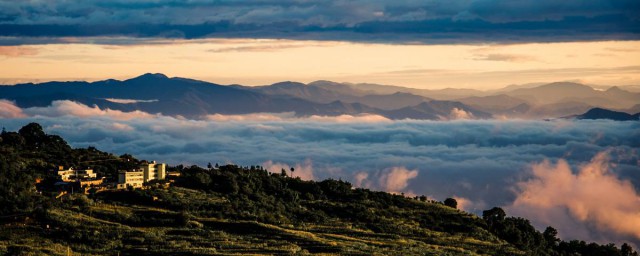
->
[0, 0, 638, 44]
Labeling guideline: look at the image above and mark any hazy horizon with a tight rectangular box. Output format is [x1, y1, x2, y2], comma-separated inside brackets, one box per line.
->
[2, 40, 640, 90]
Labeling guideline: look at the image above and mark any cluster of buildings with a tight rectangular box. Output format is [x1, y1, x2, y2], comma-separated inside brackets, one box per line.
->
[51, 161, 168, 194]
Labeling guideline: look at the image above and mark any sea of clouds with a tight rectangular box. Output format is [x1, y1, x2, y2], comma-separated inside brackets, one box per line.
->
[1, 99, 639, 246]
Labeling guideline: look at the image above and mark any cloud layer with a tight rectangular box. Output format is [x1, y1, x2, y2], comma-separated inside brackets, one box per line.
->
[0, 99, 25, 118]
[22, 100, 157, 120]
[0, 0, 638, 44]
[1, 100, 639, 245]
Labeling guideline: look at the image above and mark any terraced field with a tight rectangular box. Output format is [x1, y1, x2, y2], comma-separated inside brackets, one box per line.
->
[1, 187, 521, 255]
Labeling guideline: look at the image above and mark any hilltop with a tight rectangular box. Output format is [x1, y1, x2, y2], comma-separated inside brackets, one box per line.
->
[0, 123, 637, 255]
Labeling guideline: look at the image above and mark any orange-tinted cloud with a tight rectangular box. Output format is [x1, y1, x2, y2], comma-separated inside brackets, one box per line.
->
[0, 46, 38, 57]
[24, 100, 157, 120]
[206, 112, 293, 122]
[377, 166, 419, 193]
[262, 159, 315, 180]
[509, 152, 640, 241]
[448, 108, 474, 120]
[206, 113, 391, 123]
[0, 99, 26, 118]
[307, 114, 391, 123]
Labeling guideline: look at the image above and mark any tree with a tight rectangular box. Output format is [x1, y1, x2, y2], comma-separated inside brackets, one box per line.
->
[444, 198, 457, 209]
[543, 226, 559, 247]
[482, 207, 506, 229]
[0, 153, 37, 215]
[621, 243, 638, 256]
[18, 122, 46, 146]
[290, 167, 295, 177]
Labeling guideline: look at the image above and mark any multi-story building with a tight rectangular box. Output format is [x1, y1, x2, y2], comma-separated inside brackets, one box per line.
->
[140, 161, 166, 182]
[117, 161, 167, 189]
[117, 170, 144, 189]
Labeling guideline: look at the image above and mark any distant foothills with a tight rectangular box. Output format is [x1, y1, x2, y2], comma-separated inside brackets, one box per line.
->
[1, 73, 638, 121]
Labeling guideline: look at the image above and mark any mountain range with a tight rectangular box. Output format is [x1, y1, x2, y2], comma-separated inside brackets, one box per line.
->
[1, 73, 638, 120]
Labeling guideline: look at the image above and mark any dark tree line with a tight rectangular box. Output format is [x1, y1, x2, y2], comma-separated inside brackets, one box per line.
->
[482, 207, 638, 256]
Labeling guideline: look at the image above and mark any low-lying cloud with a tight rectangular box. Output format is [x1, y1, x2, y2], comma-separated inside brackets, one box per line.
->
[378, 167, 419, 194]
[509, 152, 640, 244]
[263, 159, 315, 181]
[23, 100, 157, 120]
[354, 167, 419, 195]
[448, 108, 474, 120]
[104, 98, 159, 104]
[1, 99, 639, 246]
[0, 99, 26, 118]
[206, 113, 390, 123]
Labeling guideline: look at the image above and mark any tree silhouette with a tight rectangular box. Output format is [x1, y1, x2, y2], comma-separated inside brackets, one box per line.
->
[444, 198, 457, 209]
[483, 207, 506, 229]
[543, 226, 559, 247]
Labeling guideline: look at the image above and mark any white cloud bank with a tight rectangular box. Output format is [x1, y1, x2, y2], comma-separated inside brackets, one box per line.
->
[0, 99, 26, 118]
[0, 100, 391, 123]
[21, 100, 157, 120]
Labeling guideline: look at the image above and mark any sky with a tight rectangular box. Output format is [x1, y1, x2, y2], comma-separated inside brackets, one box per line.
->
[0, 0, 639, 89]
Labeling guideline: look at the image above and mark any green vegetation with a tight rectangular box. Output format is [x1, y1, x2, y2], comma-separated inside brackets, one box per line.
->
[0, 123, 638, 255]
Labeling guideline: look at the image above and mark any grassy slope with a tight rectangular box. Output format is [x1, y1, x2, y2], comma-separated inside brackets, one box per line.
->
[0, 186, 521, 255]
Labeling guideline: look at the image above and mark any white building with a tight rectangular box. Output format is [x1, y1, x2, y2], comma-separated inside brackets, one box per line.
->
[117, 161, 167, 189]
[140, 161, 166, 182]
[117, 170, 144, 189]
[57, 167, 97, 181]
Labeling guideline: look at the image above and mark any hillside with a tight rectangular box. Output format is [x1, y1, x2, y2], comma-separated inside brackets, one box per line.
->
[0, 123, 638, 255]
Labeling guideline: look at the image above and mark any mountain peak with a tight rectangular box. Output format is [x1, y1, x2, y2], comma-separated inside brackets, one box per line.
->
[270, 81, 306, 88]
[540, 82, 590, 89]
[605, 86, 624, 92]
[131, 73, 169, 80]
[309, 80, 340, 85]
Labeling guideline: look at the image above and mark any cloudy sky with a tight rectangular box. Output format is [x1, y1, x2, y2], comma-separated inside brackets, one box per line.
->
[0, 0, 639, 88]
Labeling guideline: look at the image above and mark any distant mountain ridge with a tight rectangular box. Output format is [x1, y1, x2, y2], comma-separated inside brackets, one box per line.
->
[1, 73, 638, 120]
[0, 73, 489, 120]
[572, 108, 640, 121]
